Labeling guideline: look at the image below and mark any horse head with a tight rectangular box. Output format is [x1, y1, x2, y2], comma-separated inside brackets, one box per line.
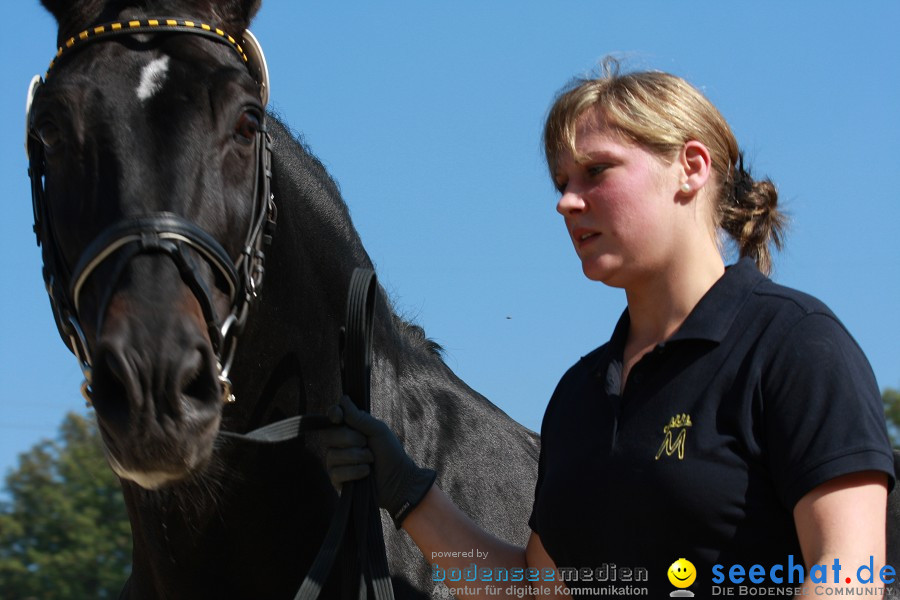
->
[27, 0, 272, 489]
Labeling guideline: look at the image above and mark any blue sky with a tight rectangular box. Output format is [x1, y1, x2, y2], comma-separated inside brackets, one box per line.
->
[2, 2, 898, 479]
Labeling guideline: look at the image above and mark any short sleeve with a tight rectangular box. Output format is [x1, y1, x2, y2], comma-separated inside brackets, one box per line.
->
[528, 361, 573, 535]
[528, 443, 545, 533]
[529, 385, 557, 534]
[762, 312, 894, 509]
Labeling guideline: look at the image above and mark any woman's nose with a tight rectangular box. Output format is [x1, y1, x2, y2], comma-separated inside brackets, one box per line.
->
[556, 189, 586, 215]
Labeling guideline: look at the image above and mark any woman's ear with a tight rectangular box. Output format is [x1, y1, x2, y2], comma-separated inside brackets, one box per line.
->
[677, 140, 712, 198]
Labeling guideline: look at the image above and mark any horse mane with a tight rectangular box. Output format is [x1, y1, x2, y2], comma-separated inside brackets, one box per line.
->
[392, 316, 444, 358]
[265, 111, 448, 367]
[266, 112, 368, 261]
[267, 109, 345, 202]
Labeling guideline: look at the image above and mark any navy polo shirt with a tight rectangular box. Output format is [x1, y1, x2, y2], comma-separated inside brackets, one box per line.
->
[529, 258, 894, 596]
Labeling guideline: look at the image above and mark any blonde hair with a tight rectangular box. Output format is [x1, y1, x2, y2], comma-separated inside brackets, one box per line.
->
[544, 58, 786, 275]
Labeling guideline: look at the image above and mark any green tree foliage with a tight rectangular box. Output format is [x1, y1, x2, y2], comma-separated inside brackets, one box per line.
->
[885, 388, 900, 449]
[0, 412, 131, 599]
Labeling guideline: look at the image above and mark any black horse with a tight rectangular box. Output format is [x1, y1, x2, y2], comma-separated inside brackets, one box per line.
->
[28, 0, 538, 597]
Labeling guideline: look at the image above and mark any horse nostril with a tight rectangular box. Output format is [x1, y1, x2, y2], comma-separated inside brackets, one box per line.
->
[177, 346, 219, 408]
[104, 347, 129, 385]
[92, 342, 137, 422]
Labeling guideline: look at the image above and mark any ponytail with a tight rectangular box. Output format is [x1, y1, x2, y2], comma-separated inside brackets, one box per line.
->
[718, 153, 787, 276]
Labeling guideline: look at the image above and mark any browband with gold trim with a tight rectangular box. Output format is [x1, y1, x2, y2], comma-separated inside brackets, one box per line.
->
[39, 17, 269, 107]
[49, 18, 246, 73]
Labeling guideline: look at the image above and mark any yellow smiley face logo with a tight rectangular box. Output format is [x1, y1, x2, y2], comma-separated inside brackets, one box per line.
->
[668, 558, 696, 588]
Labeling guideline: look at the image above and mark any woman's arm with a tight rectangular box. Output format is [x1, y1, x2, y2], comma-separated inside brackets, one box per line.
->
[793, 471, 889, 599]
[324, 397, 569, 600]
[403, 485, 571, 600]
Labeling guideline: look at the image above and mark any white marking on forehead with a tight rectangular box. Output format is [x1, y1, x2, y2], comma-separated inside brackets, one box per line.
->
[136, 56, 170, 102]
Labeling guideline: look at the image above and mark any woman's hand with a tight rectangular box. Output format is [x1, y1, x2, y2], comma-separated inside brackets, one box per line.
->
[321, 395, 436, 528]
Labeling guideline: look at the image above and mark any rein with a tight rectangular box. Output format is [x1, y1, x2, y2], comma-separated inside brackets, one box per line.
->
[25, 18, 274, 404]
[221, 268, 396, 600]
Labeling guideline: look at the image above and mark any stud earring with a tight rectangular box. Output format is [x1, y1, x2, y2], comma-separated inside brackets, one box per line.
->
[680, 183, 691, 193]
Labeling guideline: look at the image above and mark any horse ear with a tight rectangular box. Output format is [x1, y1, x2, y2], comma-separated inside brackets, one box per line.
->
[39, 0, 106, 32]
[39, 1, 262, 35]
[38, 0, 66, 22]
[203, 0, 262, 33]
[39, 0, 77, 24]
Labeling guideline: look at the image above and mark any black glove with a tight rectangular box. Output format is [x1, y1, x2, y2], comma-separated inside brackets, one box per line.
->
[323, 395, 437, 528]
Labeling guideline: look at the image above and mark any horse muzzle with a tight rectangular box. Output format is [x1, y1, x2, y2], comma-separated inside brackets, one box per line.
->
[90, 267, 224, 488]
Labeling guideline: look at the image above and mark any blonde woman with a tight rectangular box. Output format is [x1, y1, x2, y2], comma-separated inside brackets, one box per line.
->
[324, 61, 893, 598]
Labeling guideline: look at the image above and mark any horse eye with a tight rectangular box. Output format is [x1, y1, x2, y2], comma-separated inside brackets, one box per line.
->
[234, 111, 260, 145]
[37, 122, 62, 152]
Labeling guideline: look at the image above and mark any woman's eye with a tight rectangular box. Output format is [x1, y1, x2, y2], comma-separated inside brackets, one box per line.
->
[234, 111, 260, 144]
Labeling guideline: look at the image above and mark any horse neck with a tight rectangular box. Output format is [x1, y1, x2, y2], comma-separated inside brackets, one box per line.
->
[229, 115, 490, 436]
[227, 115, 375, 425]
[237, 115, 460, 425]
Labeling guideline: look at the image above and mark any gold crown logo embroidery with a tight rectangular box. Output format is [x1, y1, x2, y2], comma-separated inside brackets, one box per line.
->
[655, 413, 692, 460]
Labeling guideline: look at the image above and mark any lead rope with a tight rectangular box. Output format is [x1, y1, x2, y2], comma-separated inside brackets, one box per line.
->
[343, 269, 394, 600]
[219, 268, 394, 600]
[295, 268, 394, 600]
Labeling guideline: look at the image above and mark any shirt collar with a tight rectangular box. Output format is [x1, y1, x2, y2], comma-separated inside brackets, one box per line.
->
[590, 258, 765, 375]
[668, 257, 765, 344]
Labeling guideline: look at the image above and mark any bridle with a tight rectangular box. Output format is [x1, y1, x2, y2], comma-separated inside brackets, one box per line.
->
[25, 18, 275, 405]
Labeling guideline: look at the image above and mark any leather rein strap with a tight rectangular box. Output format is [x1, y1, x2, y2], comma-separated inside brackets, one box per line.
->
[221, 268, 395, 600]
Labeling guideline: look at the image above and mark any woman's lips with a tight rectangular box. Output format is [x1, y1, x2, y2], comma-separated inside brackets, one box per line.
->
[573, 227, 601, 247]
